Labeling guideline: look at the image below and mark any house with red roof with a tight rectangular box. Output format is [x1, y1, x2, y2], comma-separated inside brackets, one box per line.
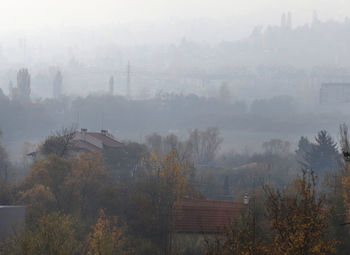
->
[72, 128, 124, 153]
[172, 199, 247, 253]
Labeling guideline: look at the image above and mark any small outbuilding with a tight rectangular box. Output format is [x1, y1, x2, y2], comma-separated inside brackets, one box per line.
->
[0, 206, 26, 240]
[172, 199, 246, 254]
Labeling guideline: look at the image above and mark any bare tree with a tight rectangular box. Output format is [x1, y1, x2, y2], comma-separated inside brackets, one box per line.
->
[146, 128, 223, 165]
[40, 126, 77, 158]
[163, 134, 179, 153]
[262, 139, 291, 155]
[0, 130, 9, 182]
[340, 123, 350, 161]
[199, 127, 223, 164]
[146, 133, 163, 154]
[187, 128, 200, 163]
[187, 127, 223, 165]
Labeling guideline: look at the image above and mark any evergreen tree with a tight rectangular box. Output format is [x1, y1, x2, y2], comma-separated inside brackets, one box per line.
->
[0, 130, 9, 182]
[304, 130, 340, 177]
[295, 136, 312, 166]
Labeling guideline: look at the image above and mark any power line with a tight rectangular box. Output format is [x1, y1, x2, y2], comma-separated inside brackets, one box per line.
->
[127, 62, 131, 99]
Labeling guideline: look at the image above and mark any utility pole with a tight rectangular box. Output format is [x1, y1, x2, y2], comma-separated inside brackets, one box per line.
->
[109, 76, 114, 95]
[126, 62, 131, 99]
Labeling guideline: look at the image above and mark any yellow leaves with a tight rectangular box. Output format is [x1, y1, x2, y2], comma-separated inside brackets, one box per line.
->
[31, 213, 80, 255]
[26, 213, 79, 255]
[266, 170, 338, 255]
[161, 151, 189, 200]
[310, 240, 339, 255]
[20, 154, 71, 212]
[21, 160, 52, 190]
[2, 213, 80, 255]
[205, 209, 269, 255]
[19, 184, 56, 205]
[148, 150, 193, 200]
[22, 154, 71, 189]
[87, 209, 132, 255]
[20, 152, 111, 222]
[18, 184, 57, 223]
[71, 152, 109, 183]
[64, 152, 111, 218]
[342, 173, 350, 222]
[149, 150, 163, 176]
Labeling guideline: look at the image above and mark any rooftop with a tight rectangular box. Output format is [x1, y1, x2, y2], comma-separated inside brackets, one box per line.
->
[87, 132, 123, 148]
[73, 129, 124, 152]
[173, 199, 246, 234]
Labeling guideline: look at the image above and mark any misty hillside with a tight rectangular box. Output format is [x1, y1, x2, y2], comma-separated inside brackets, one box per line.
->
[2, 1, 350, 254]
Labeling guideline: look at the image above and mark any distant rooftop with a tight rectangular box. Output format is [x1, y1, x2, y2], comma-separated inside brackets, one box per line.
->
[0, 205, 26, 208]
[73, 129, 123, 153]
[174, 199, 246, 234]
[0, 206, 26, 240]
[322, 82, 350, 87]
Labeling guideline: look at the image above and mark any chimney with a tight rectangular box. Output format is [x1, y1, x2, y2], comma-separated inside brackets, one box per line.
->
[243, 192, 249, 205]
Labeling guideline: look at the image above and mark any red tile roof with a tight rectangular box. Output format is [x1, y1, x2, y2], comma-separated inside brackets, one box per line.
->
[173, 199, 246, 234]
[87, 132, 124, 148]
[72, 140, 102, 152]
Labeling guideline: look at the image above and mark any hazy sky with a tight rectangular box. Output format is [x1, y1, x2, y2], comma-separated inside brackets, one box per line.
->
[1, 0, 349, 32]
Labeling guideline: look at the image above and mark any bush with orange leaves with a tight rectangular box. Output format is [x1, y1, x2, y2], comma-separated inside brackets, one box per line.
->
[206, 170, 339, 255]
[265, 170, 339, 255]
[86, 209, 133, 255]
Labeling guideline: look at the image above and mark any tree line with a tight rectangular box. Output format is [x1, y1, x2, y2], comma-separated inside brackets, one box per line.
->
[0, 126, 350, 254]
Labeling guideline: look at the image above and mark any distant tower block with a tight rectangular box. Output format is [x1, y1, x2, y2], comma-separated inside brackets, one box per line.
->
[312, 10, 319, 25]
[281, 13, 286, 28]
[53, 71, 63, 99]
[287, 12, 292, 29]
[16, 68, 31, 102]
[8, 80, 13, 99]
[109, 76, 114, 95]
[126, 62, 131, 99]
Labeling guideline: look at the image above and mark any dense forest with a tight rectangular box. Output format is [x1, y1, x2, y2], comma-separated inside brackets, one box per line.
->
[1, 121, 350, 254]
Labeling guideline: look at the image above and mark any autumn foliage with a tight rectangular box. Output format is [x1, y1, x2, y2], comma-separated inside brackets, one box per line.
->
[1, 213, 80, 255]
[265, 170, 338, 255]
[86, 209, 132, 255]
[206, 170, 339, 255]
[205, 209, 268, 255]
[1, 128, 345, 255]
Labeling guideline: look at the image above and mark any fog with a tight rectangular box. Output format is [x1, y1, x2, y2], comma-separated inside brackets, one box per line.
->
[3, 1, 350, 253]
[1, 0, 349, 30]
[0, 1, 350, 158]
